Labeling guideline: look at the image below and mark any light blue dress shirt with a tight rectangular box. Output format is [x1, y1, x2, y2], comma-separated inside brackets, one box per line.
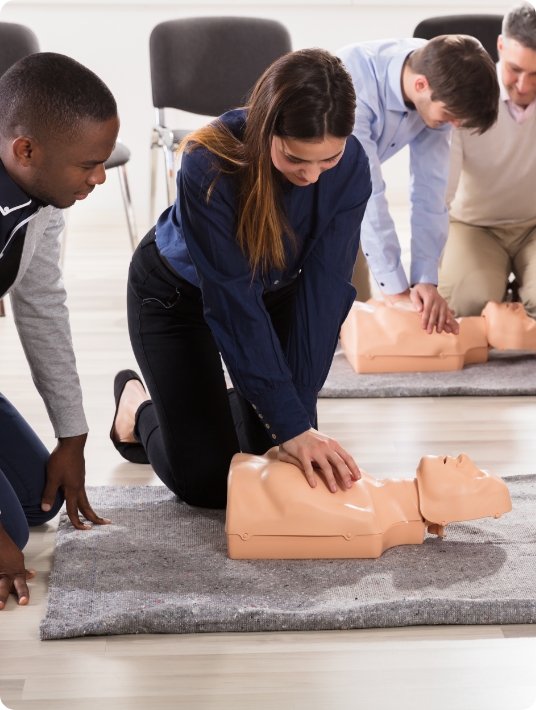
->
[337, 38, 452, 295]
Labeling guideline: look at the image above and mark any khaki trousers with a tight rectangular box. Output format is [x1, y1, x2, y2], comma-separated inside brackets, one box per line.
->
[438, 216, 536, 319]
[351, 243, 372, 302]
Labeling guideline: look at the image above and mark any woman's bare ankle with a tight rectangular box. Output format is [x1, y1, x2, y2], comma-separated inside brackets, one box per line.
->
[113, 380, 150, 443]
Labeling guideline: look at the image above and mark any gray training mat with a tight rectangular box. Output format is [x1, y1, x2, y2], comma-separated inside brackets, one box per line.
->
[319, 349, 536, 398]
[41, 477, 536, 639]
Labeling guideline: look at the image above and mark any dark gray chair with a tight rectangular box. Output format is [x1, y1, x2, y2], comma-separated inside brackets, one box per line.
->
[0, 21, 39, 70]
[0, 22, 38, 317]
[148, 16, 292, 223]
[0, 21, 137, 280]
[413, 15, 503, 61]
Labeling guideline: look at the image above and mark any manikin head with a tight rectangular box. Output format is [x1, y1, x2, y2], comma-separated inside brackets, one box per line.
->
[482, 300, 536, 351]
[403, 35, 499, 133]
[0, 52, 119, 209]
[417, 454, 512, 526]
[498, 3, 536, 107]
[484, 300, 536, 322]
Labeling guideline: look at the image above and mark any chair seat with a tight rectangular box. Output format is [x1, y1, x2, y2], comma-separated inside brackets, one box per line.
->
[104, 142, 131, 170]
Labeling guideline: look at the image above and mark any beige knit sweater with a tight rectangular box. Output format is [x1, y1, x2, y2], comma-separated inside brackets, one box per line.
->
[447, 98, 536, 226]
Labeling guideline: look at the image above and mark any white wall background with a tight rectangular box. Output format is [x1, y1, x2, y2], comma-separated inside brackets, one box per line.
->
[1, 0, 512, 230]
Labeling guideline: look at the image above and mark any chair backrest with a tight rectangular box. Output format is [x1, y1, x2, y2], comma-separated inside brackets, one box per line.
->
[150, 16, 292, 115]
[413, 15, 503, 63]
[0, 21, 39, 77]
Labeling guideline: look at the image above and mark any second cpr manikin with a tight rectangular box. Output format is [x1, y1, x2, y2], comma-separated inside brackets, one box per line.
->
[340, 299, 536, 374]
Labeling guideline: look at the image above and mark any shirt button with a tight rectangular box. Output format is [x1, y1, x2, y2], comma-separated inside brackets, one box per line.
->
[390, 143, 395, 147]
[265, 424, 270, 429]
[380, 282, 385, 287]
[272, 434, 276, 440]
[259, 414, 263, 419]
[274, 280, 279, 285]
[252, 405, 256, 410]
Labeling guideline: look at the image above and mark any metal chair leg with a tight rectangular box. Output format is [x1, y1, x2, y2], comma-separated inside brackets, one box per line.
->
[149, 131, 159, 227]
[164, 145, 176, 206]
[118, 164, 138, 252]
[150, 117, 177, 221]
[0, 298, 5, 317]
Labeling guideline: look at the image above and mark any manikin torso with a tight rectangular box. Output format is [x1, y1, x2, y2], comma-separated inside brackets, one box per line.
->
[340, 299, 536, 374]
[226, 449, 512, 559]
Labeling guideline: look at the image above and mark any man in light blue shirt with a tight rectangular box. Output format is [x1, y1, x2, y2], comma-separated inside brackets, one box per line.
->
[338, 36, 499, 333]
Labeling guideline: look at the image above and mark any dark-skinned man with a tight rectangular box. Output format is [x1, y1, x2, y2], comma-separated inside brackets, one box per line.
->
[0, 53, 119, 610]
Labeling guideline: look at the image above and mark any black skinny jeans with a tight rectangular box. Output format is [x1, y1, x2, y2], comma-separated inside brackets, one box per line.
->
[127, 229, 299, 509]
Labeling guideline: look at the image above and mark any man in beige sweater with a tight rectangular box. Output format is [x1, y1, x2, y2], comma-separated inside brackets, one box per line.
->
[439, 2, 536, 318]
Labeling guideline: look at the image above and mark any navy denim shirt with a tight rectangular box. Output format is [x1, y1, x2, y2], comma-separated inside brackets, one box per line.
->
[156, 109, 371, 444]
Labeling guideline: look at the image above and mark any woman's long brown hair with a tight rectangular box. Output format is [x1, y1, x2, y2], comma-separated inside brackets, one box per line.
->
[179, 48, 356, 274]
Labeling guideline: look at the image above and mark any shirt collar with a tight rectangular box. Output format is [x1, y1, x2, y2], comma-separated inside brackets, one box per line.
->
[386, 46, 416, 112]
[0, 159, 34, 216]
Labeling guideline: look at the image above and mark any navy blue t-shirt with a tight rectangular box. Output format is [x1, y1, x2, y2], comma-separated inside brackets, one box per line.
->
[0, 160, 42, 296]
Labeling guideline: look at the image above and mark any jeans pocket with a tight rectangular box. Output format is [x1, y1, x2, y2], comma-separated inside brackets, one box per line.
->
[129, 238, 183, 309]
[142, 283, 181, 310]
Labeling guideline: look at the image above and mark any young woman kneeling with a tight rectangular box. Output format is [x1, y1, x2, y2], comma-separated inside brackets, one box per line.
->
[111, 48, 372, 509]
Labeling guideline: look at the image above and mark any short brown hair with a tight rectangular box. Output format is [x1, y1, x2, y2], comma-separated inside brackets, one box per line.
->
[408, 35, 499, 134]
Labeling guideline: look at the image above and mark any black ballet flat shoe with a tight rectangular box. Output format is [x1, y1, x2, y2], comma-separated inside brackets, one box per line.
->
[110, 369, 150, 464]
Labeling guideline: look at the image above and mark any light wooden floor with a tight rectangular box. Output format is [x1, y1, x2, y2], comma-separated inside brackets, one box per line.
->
[1, 210, 536, 709]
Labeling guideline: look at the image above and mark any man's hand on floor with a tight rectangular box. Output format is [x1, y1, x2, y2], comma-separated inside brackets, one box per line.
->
[0, 523, 35, 610]
[383, 284, 459, 335]
[41, 433, 110, 530]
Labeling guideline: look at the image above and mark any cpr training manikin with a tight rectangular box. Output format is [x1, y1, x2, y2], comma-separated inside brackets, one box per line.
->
[226, 449, 512, 560]
[225, 300, 523, 561]
[340, 299, 536, 374]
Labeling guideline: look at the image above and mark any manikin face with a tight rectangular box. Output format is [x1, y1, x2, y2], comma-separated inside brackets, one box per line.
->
[487, 300, 536, 327]
[498, 36, 536, 107]
[426, 454, 483, 478]
[271, 134, 346, 187]
[7, 116, 119, 209]
[416, 452, 512, 526]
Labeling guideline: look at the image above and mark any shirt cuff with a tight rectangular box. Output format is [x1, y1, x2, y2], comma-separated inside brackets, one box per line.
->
[371, 262, 409, 296]
[249, 382, 312, 445]
[410, 259, 439, 288]
[294, 385, 318, 427]
[45, 403, 89, 439]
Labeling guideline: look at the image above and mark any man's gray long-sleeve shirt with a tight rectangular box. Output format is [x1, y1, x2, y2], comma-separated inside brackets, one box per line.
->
[1, 175, 88, 439]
